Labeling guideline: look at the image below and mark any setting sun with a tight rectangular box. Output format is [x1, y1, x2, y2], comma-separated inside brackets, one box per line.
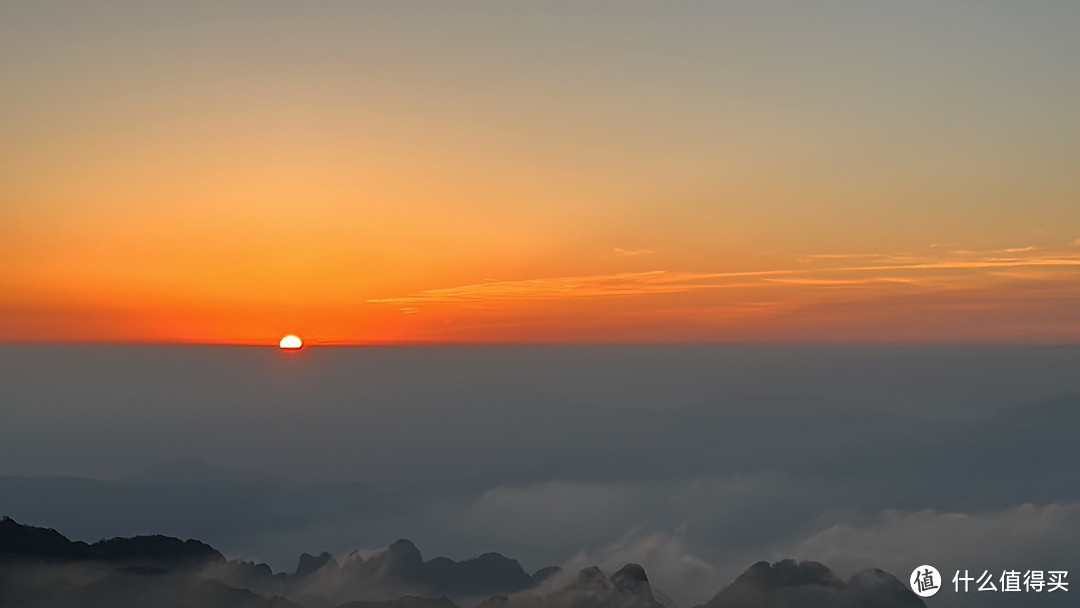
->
[278, 335, 303, 350]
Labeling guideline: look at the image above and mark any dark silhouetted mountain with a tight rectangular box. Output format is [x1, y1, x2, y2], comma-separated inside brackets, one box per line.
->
[91, 534, 225, 567]
[0, 518, 288, 608]
[0, 515, 91, 558]
[339, 538, 535, 599]
[698, 560, 925, 608]
[297, 551, 340, 578]
[187, 534, 551, 606]
[0, 516, 222, 568]
[2, 517, 928, 608]
[611, 564, 650, 595]
[531, 566, 561, 585]
[426, 552, 535, 596]
[376, 539, 425, 582]
[477, 564, 665, 608]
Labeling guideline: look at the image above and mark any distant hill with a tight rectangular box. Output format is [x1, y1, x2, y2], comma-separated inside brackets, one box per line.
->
[698, 560, 924, 608]
[0, 515, 223, 567]
[477, 563, 667, 608]
[0, 517, 543, 608]
[0, 517, 925, 608]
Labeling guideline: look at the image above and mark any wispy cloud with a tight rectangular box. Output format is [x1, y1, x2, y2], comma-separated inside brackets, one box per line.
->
[842, 257, 1080, 272]
[367, 271, 775, 304]
[764, 277, 920, 287]
[368, 248, 1080, 306]
[611, 247, 654, 257]
[798, 253, 890, 262]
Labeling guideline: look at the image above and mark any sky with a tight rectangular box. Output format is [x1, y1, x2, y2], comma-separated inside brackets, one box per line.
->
[2, 1, 1079, 344]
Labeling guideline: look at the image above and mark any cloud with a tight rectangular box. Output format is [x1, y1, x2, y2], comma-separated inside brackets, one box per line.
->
[4, 347, 1078, 603]
[365, 271, 783, 304]
[403, 473, 805, 568]
[840, 257, 1080, 273]
[612, 248, 654, 257]
[798, 253, 891, 263]
[701, 559, 924, 608]
[782, 503, 1080, 582]
[367, 246, 1080, 306]
[763, 277, 920, 287]
[558, 528, 724, 606]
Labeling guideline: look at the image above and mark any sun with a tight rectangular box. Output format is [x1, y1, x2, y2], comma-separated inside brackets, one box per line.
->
[278, 335, 303, 350]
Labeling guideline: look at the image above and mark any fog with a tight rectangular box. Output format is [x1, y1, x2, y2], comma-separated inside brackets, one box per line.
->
[1, 345, 1077, 606]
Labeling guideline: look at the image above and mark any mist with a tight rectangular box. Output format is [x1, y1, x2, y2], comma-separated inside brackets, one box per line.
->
[1, 344, 1077, 606]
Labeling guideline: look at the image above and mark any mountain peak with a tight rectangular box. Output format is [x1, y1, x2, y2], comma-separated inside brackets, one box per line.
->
[295, 551, 339, 577]
[383, 539, 424, 573]
[612, 563, 649, 585]
[0, 516, 90, 558]
[611, 563, 658, 606]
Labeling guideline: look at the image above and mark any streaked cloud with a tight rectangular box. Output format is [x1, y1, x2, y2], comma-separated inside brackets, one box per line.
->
[797, 253, 890, 264]
[841, 256, 1080, 272]
[611, 248, 654, 257]
[366, 271, 783, 304]
[369, 247, 1080, 306]
[763, 277, 920, 287]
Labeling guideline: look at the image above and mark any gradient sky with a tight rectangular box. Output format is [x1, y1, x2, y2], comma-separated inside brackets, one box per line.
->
[3, 1, 1079, 344]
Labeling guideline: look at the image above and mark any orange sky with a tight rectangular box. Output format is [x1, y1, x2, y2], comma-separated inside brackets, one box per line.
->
[2, 2, 1079, 344]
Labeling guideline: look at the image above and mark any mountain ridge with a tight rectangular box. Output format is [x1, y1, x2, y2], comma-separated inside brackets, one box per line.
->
[0, 517, 924, 608]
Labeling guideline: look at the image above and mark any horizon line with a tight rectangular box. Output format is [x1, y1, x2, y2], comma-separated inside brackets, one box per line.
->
[1, 339, 1077, 348]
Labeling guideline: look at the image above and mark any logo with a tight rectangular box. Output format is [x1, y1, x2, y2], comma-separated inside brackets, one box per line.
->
[911, 565, 942, 597]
